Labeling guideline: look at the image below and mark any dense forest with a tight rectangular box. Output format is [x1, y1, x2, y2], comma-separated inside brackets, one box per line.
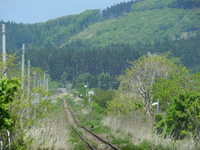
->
[25, 32, 200, 82]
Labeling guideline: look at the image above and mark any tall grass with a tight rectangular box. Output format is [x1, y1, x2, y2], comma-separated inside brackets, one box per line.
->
[25, 107, 71, 150]
[103, 111, 199, 150]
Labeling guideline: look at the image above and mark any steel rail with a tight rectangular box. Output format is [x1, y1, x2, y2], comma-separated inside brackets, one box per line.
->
[65, 100, 120, 150]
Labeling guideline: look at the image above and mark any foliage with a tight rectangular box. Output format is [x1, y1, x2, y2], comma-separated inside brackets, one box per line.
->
[107, 91, 144, 114]
[152, 78, 182, 111]
[28, 44, 139, 81]
[121, 140, 172, 150]
[153, 72, 200, 111]
[155, 92, 200, 142]
[71, 5, 200, 47]
[0, 78, 20, 130]
[98, 73, 120, 90]
[0, 9, 101, 50]
[0, 54, 16, 78]
[102, 0, 135, 19]
[1, 0, 200, 81]
[67, 97, 108, 134]
[60, 71, 68, 87]
[73, 73, 120, 93]
[120, 53, 186, 114]
[131, 0, 200, 11]
[92, 89, 115, 108]
[73, 73, 97, 89]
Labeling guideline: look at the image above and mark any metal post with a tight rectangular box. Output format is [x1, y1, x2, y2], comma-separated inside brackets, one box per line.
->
[2, 24, 7, 78]
[152, 102, 159, 114]
[27, 60, 30, 100]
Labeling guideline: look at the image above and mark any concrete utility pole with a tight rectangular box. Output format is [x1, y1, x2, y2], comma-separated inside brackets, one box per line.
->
[40, 79, 42, 88]
[43, 71, 46, 90]
[33, 71, 36, 87]
[27, 60, 31, 100]
[2, 24, 7, 78]
[46, 78, 49, 91]
[7, 130, 11, 150]
[0, 136, 3, 150]
[37, 79, 39, 87]
[21, 44, 25, 91]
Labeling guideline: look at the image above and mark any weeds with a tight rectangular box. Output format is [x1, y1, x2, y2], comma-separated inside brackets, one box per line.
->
[103, 111, 199, 150]
[24, 99, 71, 150]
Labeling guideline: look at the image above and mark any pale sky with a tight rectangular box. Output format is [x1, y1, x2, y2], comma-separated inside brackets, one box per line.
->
[0, 0, 130, 24]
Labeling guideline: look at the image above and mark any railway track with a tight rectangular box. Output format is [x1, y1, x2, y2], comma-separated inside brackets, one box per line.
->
[63, 99, 120, 150]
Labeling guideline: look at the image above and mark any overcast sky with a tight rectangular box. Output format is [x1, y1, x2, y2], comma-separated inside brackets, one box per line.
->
[0, 0, 130, 24]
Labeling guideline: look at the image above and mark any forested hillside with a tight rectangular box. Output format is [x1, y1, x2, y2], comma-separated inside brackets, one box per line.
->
[0, 9, 101, 50]
[1, 0, 200, 81]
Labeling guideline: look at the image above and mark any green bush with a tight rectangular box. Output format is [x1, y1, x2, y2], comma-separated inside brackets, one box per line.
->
[92, 89, 115, 108]
[155, 92, 200, 141]
[0, 78, 20, 130]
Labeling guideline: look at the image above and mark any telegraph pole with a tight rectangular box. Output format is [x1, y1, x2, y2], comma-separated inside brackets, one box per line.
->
[43, 71, 46, 90]
[46, 78, 49, 91]
[2, 24, 7, 78]
[21, 44, 25, 91]
[27, 60, 30, 100]
[33, 71, 36, 87]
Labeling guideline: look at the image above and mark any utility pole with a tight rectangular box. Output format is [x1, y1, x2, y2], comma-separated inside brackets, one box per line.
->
[21, 44, 25, 91]
[37, 79, 40, 87]
[27, 60, 30, 100]
[43, 71, 46, 90]
[0, 136, 3, 150]
[7, 130, 11, 150]
[20, 45, 25, 129]
[33, 71, 36, 87]
[40, 79, 42, 88]
[2, 24, 7, 78]
[46, 78, 49, 91]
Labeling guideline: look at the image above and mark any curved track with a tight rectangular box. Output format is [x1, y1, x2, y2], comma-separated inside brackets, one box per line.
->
[63, 99, 120, 150]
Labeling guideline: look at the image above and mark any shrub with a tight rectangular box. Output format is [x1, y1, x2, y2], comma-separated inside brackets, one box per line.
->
[155, 92, 200, 142]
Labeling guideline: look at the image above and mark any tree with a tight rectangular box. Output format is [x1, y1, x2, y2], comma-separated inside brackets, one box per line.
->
[155, 92, 200, 143]
[92, 89, 115, 108]
[153, 72, 200, 112]
[122, 53, 187, 115]
[98, 73, 119, 90]
[0, 54, 16, 78]
[152, 77, 182, 111]
[60, 71, 68, 87]
[0, 79, 20, 130]
[73, 73, 97, 89]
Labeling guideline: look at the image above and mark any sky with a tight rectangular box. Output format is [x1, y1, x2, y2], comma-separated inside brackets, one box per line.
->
[0, 0, 130, 24]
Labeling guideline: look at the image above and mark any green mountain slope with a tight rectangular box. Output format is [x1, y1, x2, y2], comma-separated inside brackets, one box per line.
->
[1, 0, 200, 80]
[69, 0, 200, 47]
[0, 9, 101, 51]
[2, 0, 199, 50]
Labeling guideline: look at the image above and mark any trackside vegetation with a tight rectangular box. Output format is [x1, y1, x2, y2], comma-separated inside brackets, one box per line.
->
[72, 53, 200, 149]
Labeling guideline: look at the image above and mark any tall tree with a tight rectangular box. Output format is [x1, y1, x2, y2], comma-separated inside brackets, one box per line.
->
[122, 53, 187, 115]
